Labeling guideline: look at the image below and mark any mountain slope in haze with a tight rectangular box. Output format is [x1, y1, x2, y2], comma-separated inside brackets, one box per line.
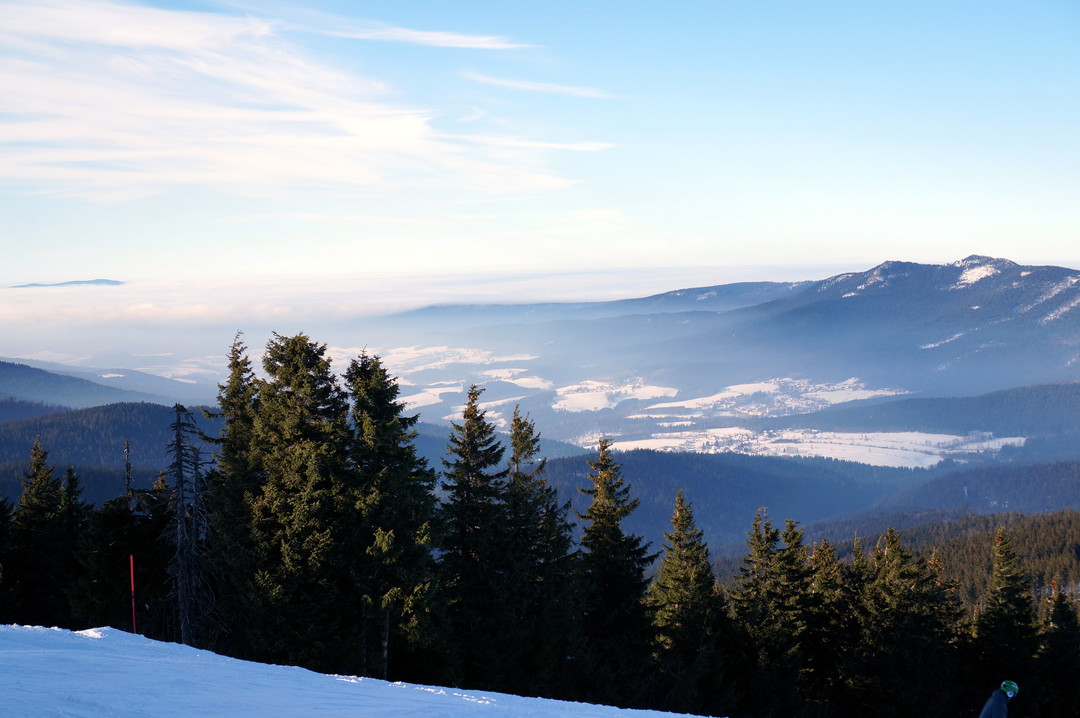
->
[720, 255, 1080, 391]
[0, 361, 176, 408]
[873, 460, 1080, 516]
[543, 449, 923, 551]
[380, 280, 812, 329]
[3, 356, 217, 406]
[775, 382, 1080, 437]
[761, 381, 1080, 464]
[335, 256, 1080, 450]
[11, 257, 1080, 464]
[9, 278, 124, 288]
[0, 397, 69, 423]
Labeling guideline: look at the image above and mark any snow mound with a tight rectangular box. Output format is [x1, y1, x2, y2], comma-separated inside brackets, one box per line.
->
[0, 625, 694, 718]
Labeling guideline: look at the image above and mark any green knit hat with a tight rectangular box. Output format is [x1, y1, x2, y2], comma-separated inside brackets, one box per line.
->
[1001, 680, 1019, 697]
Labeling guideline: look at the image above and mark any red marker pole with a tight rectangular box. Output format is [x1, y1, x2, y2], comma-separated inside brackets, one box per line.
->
[129, 554, 138, 635]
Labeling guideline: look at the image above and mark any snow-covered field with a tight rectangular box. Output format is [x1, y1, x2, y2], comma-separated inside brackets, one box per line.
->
[552, 379, 679, 412]
[611, 428, 1025, 468]
[0, 625, 698, 718]
[641, 377, 906, 417]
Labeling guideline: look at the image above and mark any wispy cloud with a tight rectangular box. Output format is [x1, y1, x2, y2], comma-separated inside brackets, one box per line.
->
[449, 135, 616, 152]
[463, 71, 613, 98]
[313, 22, 529, 50]
[0, 0, 575, 201]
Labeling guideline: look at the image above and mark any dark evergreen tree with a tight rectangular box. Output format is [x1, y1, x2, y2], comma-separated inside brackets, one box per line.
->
[645, 490, 733, 715]
[574, 438, 655, 708]
[73, 482, 173, 640]
[498, 405, 577, 697]
[800, 538, 861, 715]
[343, 351, 436, 681]
[972, 527, 1039, 703]
[6, 439, 87, 627]
[849, 528, 961, 718]
[434, 384, 510, 688]
[203, 332, 261, 656]
[166, 404, 210, 648]
[729, 509, 806, 718]
[245, 333, 357, 671]
[0, 496, 12, 617]
[1035, 586, 1080, 717]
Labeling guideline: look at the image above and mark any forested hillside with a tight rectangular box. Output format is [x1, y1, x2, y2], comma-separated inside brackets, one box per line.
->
[720, 510, 1080, 607]
[780, 382, 1080, 436]
[0, 360, 171, 407]
[2, 333, 1078, 718]
[0, 402, 215, 468]
[543, 450, 923, 549]
[0, 397, 69, 423]
[875, 461, 1080, 514]
[772, 382, 1080, 462]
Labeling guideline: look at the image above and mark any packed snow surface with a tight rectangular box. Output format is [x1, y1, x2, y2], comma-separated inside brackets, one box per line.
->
[0, 625, 700, 718]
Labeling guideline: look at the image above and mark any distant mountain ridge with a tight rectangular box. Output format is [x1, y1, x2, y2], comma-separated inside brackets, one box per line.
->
[0, 361, 176, 408]
[721, 255, 1080, 389]
[7, 256, 1080, 461]
[9, 278, 124, 288]
[3, 356, 216, 406]
[352, 256, 1080, 451]
[384, 280, 812, 325]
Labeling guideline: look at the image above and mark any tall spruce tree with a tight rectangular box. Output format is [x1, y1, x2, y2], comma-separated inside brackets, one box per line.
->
[245, 333, 357, 671]
[435, 384, 510, 689]
[801, 538, 861, 714]
[343, 352, 436, 680]
[6, 439, 87, 627]
[498, 405, 577, 696]
[166, 404, 210, 648]
[850, 528, 961, 718]
[729, 510, 806, 718]
[0, 497, 11, 618]
[203, 332, 261, 657]
[645, 490, 733, 715]
[1035, 587, 1080, 717]
[575, 438, 654, 708]
[973, 527, 1039, 698]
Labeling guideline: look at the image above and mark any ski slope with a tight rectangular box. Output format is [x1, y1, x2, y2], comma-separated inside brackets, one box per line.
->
[0, 625, 699, 718]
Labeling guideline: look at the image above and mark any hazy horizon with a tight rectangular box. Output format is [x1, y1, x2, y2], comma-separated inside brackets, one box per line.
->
[3, 261, 863, 364]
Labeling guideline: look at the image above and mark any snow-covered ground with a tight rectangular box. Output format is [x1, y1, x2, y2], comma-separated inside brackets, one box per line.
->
[610, 429, 1025, 468]
[0, 625, 698, 718]
[641, 378, 906, 418]
[552, 379, 679, 412]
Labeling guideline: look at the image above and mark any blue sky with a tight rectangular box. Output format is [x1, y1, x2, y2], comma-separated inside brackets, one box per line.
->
[1, 0, 1078, 301]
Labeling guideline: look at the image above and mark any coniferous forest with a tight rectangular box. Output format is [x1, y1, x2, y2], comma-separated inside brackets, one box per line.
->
[1, 333, 1079, 718]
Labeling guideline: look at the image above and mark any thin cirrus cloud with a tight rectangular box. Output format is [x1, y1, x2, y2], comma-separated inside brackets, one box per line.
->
[463, 71, 613, 99]
[0, 0, 597, 201]
[311, 22, 529, 50]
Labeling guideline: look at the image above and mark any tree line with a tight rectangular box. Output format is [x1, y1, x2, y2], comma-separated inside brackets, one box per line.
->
[0, 332, 1078, 718]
